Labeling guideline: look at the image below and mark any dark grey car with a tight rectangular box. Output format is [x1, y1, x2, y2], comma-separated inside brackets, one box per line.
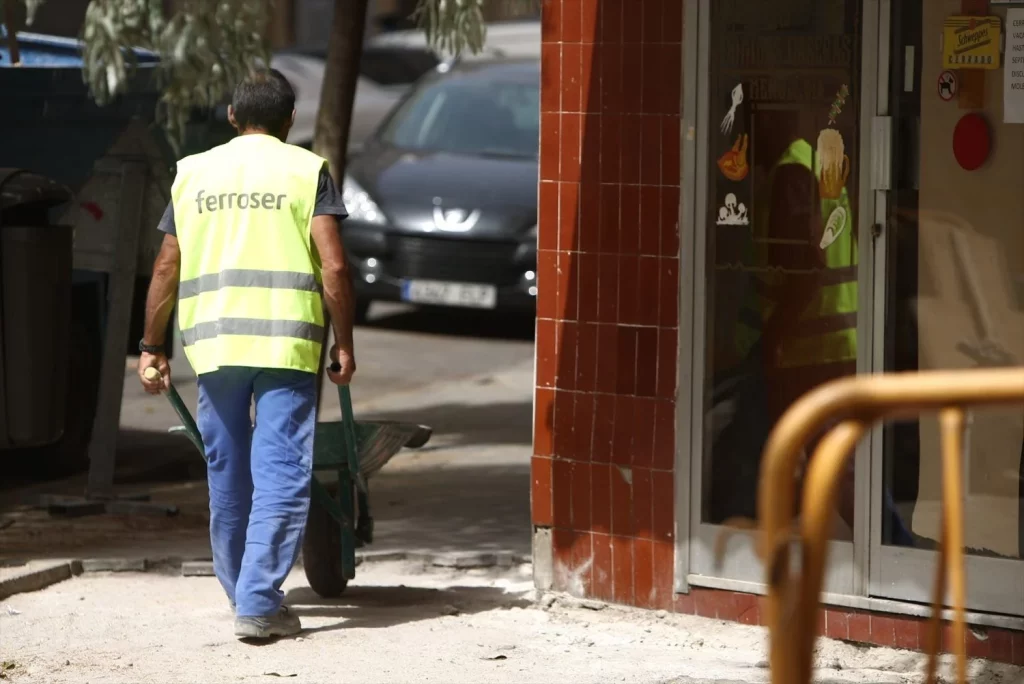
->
[339, 59, 540, 319]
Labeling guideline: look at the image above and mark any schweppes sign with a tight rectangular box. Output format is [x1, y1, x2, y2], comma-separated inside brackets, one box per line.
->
[943, 15, 1002, 69]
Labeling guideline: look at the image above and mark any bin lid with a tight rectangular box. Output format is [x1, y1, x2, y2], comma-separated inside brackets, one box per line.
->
[0, 28, 165, 192]
[0, 168, 73, 215]
[0, 27, 158, 68]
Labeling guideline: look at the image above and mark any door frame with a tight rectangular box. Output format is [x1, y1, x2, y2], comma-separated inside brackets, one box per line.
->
[677, 0, 885, 596]
[866, 0, 1024, 617]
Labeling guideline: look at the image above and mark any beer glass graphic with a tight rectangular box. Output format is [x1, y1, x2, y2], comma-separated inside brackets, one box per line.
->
[816, 129, 850, 199]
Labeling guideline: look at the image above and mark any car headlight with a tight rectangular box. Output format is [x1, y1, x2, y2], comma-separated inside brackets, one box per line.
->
[343, 175, 386, 225]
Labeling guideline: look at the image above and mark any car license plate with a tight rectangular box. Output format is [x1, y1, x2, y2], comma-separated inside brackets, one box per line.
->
[401, 280, 498, 309]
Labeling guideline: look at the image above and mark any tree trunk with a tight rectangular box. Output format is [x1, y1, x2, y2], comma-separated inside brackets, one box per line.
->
[312, 0, 369, 415]
[267, 0, 295, 51]
[3, 0, 22, 65]
[313, 0, 369, 184]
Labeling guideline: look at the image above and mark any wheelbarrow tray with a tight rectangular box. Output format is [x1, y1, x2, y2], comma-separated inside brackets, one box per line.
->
[164, 384, 432, 479]
[314, 420, 432, 478]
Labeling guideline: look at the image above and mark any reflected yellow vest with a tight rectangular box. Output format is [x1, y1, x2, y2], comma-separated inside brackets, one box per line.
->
[735, 138, 858, 368]
[171, 135, 327, 375]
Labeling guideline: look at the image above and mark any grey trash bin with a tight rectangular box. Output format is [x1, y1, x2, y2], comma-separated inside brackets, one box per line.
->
[0, 168, 74, 448]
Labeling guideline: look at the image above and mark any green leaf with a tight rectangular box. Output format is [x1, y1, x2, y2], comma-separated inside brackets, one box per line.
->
[70, 0, 493, 150]
[0, 0, 43, 27]
[79, 0, 270, 150]
[413, 0, 487, 57]
[23, 0, 46, 25]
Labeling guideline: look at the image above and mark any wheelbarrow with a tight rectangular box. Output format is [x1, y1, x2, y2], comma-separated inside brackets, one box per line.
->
[157, 370, 432, 597]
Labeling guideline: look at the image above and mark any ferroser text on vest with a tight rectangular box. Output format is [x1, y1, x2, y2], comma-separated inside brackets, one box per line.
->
[195, 189, 288, 213]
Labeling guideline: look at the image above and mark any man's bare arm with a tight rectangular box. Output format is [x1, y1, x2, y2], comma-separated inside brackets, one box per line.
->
[138, 234, 180, 393]
[311, 215, 355, 354]
[143, 234, 181, 346]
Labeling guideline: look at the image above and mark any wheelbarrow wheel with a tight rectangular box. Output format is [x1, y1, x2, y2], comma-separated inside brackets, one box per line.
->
[302, 492, 348, 598]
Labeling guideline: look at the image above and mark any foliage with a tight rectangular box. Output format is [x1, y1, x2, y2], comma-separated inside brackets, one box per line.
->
[0, 0, 45, 24]
[80, 0, 269, 151]
[414, 0, 486, 57]
[3, 0, 489, 148]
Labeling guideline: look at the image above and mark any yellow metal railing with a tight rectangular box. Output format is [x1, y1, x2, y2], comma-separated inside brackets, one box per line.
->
[748, 367, 1024, 684]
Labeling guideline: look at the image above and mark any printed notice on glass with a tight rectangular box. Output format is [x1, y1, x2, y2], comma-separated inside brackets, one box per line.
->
[1005, 9, 1024, 123]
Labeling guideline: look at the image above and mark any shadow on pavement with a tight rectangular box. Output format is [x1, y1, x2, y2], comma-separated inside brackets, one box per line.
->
[112, 429, 206, 481]
[366, 460, 531, 557]
[0, 443, 530, 562]
[284, 584, 531, 634]
[363, 304, 535, 342]
[0, 340, 533, 561]
[363, 400, 532, 448]
[0, 429, 202, 496]
[0, 391, 532, 495]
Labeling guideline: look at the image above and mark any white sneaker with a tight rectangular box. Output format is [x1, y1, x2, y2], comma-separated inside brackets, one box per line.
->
[234, 605, 301, 639]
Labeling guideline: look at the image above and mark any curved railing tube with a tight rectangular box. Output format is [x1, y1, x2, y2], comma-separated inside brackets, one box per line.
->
[743, 368, 1024, 684]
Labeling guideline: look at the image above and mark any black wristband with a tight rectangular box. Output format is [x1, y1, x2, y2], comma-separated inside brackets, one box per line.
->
[139, 339, 164, 355]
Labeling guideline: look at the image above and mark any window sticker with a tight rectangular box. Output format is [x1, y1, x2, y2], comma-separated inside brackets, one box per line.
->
[820, 206, 848, 250]
[817, 128, 850, 200]
[938, 70, 958, 102]
[717, 133, 750, 182]
[720, 83, 744, 135]
[827, 84, 850, 126]
[818, 85, 852, 201]
[716, 193, 749, 226]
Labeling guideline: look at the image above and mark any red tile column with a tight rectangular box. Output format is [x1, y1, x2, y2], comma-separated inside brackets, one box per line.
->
[534, 0, 683, 611]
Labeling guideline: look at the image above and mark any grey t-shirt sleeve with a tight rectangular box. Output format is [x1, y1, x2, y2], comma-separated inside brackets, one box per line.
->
[313, 163, 348, 219]
[157, 200, 176, 237]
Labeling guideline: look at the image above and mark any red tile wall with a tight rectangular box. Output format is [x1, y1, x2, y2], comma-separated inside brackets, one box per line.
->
[530, 0, 1023, 668]
[532, 0, 682, 612]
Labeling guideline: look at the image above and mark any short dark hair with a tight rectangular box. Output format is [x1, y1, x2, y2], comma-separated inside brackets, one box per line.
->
[231, 68, 296, 134]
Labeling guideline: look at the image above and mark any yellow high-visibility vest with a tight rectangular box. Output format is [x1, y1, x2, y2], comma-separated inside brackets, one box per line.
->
[171, 134, 327, 375]
[734, 138, 858, 369]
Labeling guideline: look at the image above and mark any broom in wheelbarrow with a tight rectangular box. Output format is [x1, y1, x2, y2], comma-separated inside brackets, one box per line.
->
[144, 366, 432, 597]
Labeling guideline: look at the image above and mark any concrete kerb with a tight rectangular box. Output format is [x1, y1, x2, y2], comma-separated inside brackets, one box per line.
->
[0, 560, 83, 601]
[0, 550, 532, 598]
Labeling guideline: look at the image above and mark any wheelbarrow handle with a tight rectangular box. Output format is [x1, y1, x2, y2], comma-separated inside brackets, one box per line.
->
[145, 368, 207, 461]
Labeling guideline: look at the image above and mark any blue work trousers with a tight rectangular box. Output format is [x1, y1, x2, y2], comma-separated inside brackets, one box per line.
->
[196, 366, 316, 617]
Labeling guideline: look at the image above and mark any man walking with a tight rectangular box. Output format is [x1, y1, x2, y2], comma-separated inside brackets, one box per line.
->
[137, 69, 356, 639]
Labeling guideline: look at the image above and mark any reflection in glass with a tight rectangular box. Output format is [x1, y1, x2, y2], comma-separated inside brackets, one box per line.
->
[882, 210, 1024, 557]
[882, 0, 1024, 558]
[701, 0, 863, 540]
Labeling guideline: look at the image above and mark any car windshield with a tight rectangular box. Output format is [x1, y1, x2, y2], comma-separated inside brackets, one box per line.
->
[379, 73, 539, 159]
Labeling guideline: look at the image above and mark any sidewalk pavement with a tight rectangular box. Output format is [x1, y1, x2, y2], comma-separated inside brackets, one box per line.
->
[336, 360, 533, 560]
[0, 360, 534, 564]
[3, 560, 1022, 684]
[3, 360, 1023, 682]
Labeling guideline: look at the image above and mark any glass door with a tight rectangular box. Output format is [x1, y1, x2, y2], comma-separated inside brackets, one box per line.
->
[687, 0, 877, 593]
[870, 0, 1024, 616]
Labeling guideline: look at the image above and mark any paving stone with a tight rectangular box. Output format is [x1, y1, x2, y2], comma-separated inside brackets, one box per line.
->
[81, 558, 148, 573]
[181, 561, 215, 577]
[431, 552, 500, 569]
